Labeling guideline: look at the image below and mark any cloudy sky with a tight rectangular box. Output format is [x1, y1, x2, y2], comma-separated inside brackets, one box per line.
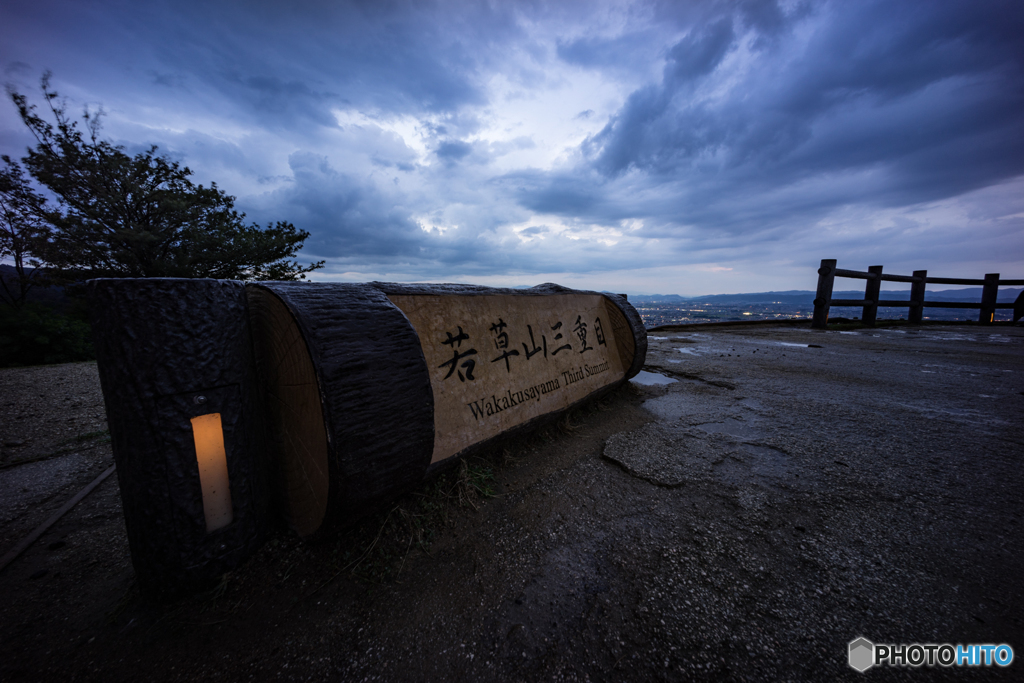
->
[3, 0, 1022, 294]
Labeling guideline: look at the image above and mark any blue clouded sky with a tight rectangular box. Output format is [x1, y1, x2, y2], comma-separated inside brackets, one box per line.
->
[2, 0, 1022, 294]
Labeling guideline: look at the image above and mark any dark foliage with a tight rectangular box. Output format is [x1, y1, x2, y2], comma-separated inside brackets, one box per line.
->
[5, 74, 324, 284]
[0, 157, 50, 307]
[0, 303, 94, 367]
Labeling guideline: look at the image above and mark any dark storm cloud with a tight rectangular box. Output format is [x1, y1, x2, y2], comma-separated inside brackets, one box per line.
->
[435, 140, 473, 162]
[268, 151, 428, 259]
[502, 170, 607, 216]
[2, 0, 1022, 289]
[665, 17, 734, 83]
[261, 152, 603, 276]
[219, 75, 342, 130]
[556, 30, 663, 76]
[3, 0, 506, 130]
[577, 0, 1024, 221]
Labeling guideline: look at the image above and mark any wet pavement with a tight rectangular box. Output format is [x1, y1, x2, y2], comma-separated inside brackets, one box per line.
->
[0, 323, 1022, 681]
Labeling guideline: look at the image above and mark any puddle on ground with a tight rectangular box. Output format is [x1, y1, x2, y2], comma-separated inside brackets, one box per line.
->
[642, 390, 739, 422]
[676, 348, 699, 355]
[630, 370, 677, 386]
[895, 402, 1007, 428]
[642, 394, 690, 421]
[917, 333, 1002, 343]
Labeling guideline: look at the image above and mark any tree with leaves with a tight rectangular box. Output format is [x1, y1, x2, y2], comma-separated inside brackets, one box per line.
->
[0, 156, 50, 307]
[1, 157, 94, 366]
[4, 73, 323, 284]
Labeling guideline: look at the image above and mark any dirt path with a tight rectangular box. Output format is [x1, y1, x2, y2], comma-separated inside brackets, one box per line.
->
[1, 324, 1021, 681]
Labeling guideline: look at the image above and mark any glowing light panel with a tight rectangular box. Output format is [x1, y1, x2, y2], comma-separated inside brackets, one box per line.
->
[191, 413, 233, 532]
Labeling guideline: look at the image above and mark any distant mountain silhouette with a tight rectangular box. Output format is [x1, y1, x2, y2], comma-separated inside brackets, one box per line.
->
[629, 288, 1023, 304]
[0, 263, 69, 308]
[5, 266, 1019, 308]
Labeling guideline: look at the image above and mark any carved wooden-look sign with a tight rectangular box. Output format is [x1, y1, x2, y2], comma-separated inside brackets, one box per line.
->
[389, 293, 633, 463]
[247, 282, 645, 538]
[89, 278, 645, 597]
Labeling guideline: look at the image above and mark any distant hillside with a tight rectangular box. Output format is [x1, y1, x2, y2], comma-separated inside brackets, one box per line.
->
[0, 264, 69, 309]
[5, 266, 1020, 308]
[631, 288, 1023, 304]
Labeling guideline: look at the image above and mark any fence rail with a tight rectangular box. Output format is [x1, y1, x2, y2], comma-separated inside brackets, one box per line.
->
[812, 260, 1024, 329]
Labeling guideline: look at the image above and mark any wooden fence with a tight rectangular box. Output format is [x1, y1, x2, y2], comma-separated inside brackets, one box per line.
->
[811, 259, 1024, 329]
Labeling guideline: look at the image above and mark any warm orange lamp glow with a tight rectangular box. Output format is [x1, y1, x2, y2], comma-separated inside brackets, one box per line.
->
[191, 413, 233, 532]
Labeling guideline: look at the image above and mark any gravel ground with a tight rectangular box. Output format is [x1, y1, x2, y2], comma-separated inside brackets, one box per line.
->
[0, 362, 113, 572]
[0, 323, 1021, 681]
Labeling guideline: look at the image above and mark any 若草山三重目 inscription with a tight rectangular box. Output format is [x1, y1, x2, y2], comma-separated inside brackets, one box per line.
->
[389, 293, 630, 463]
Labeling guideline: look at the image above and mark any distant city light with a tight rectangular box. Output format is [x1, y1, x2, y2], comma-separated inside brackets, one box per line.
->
[632, 297, 1011, 329]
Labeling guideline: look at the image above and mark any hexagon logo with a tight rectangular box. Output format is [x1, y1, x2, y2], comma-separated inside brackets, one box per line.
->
[849, 637, 874, 672]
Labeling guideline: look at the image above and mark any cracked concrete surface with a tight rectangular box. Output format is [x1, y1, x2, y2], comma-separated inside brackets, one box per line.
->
[0, 323, 1021, 681]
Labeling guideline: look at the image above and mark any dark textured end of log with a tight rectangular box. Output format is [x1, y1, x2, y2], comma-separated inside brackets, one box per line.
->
[250, 283, 435, 535]
[88, 278, 268, 600]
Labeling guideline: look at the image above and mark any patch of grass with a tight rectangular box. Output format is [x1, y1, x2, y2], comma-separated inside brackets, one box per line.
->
[557, 413, 579, 434]
[303, 383, 631, 588]
[313, 455, 500, 586]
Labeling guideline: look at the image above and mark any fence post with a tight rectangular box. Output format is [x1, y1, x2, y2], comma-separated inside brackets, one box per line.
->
[979, 273, 999, 324]
[812, 259, 836, 329]
[909, 270, 927, 323]
[862, 265, 883, 326]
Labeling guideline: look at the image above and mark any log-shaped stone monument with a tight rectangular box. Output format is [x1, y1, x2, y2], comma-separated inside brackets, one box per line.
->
[247, 282, 646, 537]
[90, 279, 646, 596]
[89, 278, 269, 599]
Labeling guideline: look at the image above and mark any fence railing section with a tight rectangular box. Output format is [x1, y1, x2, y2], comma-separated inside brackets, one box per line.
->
[811, 260, 1024, 329]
